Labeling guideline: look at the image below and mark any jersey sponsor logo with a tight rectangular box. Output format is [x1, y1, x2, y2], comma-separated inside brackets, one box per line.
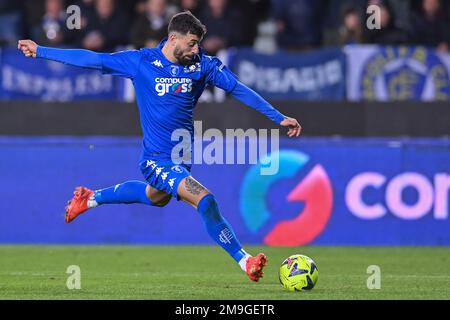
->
[155, 78, 193, 96]
[151, 60, 163, 68]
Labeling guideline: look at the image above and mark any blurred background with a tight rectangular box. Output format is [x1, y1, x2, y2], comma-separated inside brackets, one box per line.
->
[0, 0, 449, 247]
[2, 0, 450, 53]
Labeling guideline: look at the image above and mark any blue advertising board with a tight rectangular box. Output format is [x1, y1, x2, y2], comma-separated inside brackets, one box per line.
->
[229, 48, 346, 101]
[0, 137, 449, 245]
[0, 48, 127, 101]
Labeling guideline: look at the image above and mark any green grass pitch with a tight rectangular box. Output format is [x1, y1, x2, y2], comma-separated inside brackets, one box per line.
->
[0, 245, 449, 300]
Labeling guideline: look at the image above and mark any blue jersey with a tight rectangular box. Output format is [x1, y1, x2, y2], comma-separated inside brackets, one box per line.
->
[37, 39, 285, 169]
[100, 39, 238, 163]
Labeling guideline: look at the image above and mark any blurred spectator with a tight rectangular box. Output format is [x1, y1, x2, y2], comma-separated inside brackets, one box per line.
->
[237, 0, 271, 46]
[410, 0, 450, 52]
[339, 6, 364, 45]
[386, 0, 412, 32]
[199, 0, 245, 55]
[323, 0, 367, 30]
[364, 0, 409, 45]
[178, 0, 202, 17]
[32, 0, 72, 46]
[0, 1, 25, 46]
[74, 0, 95, 15]
[81, 0, 130, 51]
[272, 0, 325, 51]
[131, 0, 177, 49]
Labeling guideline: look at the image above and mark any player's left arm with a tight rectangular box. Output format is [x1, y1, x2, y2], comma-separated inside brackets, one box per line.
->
[205, 56, 301, 137]
[230, 81, 302, 137]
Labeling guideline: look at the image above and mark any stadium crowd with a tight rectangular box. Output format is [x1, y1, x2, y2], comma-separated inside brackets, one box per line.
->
[0, 0, 449, 54]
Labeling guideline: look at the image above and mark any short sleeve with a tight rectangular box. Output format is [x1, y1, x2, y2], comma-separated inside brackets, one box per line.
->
[204, 56, 238, 93]
[100, 50, 143, 79]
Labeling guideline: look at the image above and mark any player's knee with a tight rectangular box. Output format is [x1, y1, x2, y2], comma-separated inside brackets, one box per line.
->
[153, 196, 171, 207]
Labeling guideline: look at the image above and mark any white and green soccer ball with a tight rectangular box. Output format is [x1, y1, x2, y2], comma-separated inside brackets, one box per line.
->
[278, 254, 319, 292]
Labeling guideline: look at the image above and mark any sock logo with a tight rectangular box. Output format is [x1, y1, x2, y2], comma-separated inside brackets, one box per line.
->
[218, 228, 233, 244]
[240, 150, 333, 246]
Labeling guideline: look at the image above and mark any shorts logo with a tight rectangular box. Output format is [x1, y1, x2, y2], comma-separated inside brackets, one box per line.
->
[171, 165, 183, 173]
[168, 178, 176, 189]
[155, 167, 163, 176]
[146, 160, 156, 168]
[161, 172, 168, 181]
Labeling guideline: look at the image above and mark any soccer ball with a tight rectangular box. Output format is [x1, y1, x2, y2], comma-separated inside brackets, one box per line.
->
[278, 254, 319, 292]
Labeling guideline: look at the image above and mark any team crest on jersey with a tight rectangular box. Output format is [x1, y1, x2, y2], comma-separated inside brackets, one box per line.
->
[170, 65, 179, 76]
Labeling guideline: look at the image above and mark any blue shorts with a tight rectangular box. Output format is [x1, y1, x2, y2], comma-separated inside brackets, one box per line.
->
[139, 159, 191, 199]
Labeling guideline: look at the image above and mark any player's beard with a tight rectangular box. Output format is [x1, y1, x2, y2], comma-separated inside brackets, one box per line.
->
[173, 45, 194, 66]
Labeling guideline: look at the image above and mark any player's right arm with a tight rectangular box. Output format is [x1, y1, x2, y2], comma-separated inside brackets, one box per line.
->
[17, 39, 142, 79]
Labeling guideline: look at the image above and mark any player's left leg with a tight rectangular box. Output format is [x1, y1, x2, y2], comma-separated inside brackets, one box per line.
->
[177, 176, 267, 282]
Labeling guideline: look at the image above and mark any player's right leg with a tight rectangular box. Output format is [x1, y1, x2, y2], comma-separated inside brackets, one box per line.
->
[65, 182, 171, 223]
[176, 176, 268, 282]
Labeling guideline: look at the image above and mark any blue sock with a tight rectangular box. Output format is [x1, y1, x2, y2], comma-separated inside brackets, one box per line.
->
[197, 194, 247, 263]
[94, 181, 152, 205]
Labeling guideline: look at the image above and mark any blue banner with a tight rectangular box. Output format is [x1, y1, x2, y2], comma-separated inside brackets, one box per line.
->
[346, 45, 450, 101]
[0, 137, 449, 245]
[229, 48, 346, 101]
[0, 48, 128, 101]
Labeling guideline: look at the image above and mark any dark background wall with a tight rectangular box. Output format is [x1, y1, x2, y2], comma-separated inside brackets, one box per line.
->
[1, 100, 449, 136]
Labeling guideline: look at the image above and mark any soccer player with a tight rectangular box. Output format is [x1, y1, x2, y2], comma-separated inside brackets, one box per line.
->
[18, 11, 301, 282]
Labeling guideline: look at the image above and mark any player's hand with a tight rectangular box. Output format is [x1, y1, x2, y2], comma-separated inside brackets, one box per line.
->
[280, 117, 302, 137]
[17, 40, 38, 58]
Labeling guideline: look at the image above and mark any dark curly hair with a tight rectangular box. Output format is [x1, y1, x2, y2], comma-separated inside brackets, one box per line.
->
[168, 11, 207, 38]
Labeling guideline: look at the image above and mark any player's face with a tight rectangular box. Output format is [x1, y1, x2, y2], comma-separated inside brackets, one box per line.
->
[173, 33, 201, 66]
